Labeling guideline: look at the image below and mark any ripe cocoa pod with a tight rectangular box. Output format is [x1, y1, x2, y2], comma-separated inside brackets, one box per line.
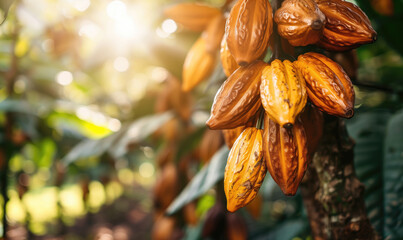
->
[329, 50, 359, 80]
[220, 38, 239, 77]
[275, 0, 326, 46]
[199, 129, 225, 163]
[203, 14, 226, 54]
[245, 193, 263, 219]
[296, 52, 355, 118]
[152, 216, 177, 240]
[182, 37, 216, 92]
[263, 115, 308, 196]
[222, 126, 247, 149]
[370, 0, 394, 16]
[226, 0, 273, 66]
[226, 213, 248, 240]
[224, 127, 267, 212]
[164, 3, 221, 32]
[183, 201, 199, 226]
[316, 0, 377, 51]
[206, 61, 267, 130]
[202, 202, 227, 239]
[153, 163, 179, 211]
[300, 103, 324, 157]
[260, 59, 307, 127]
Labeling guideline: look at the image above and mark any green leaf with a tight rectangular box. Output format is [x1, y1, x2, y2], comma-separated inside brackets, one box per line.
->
[383, 110, 403, 239]
[63, 112, 173, 165]
[166, 146, 229, 215]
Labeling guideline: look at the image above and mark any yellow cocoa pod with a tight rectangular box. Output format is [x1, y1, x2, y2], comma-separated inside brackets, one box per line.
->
[164, 3, 221, 32]
[296, 52, 355, 118]
[316, 0, 377, 51]
[206, 61, 267, 130]
[260, 59, 307, 128]
[182, 37, 216, 92]
[275, 0, 326, 46]
[226, 0, 273, 66]
[263, 114, 308, 196]
[224, 127, 267, 212]
[203, 14, 226, 54]
[220, 38, 239, 77]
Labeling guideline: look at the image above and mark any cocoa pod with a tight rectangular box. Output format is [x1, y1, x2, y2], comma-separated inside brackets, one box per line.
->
[275, 0, 326, 46]
[164, 3, 221, 32]
[206, 61, 267, 130]
[226, 213, 248, 240]
[182, 37, 217, 92]
[222, 126, 247, 149]
[329, 50, 359, 80]
[245, 193, 263, 219]
[316, 0, 377, 51]
[153, 163, 179, 211]
[183, 201, 199, 226]
[224, 127, 267, 212]
[220, 38, 239, 77]
[199, 129, 225, 163]
[226, 0, 273, 66]
[260, 59, 307, 127]
[152, 216, 177, 240]
[300, 103, 324, 158]
[370, 0, 394, 16]
[263, 114, 308, 196]
[202, 202, 227, 238]
[296, 52, 355, 118]
[203, 14, 226, 54]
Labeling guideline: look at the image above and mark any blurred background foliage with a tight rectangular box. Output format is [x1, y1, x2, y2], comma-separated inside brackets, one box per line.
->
[0, 0, 401, 239]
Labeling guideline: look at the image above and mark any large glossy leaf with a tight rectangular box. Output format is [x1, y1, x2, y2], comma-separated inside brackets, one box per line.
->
[166, 146, 229, 215]
[383, 110, 403, 239]
[63, 112, 173, 165]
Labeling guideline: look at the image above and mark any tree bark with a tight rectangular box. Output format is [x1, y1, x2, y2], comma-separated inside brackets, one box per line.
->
[300, 116, 379, 240]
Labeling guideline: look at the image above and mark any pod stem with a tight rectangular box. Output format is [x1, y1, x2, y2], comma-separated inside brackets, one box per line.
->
[256, 108, 265, 130]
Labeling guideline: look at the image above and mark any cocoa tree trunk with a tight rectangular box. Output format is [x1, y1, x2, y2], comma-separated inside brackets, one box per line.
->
[300, 116, 379, 240]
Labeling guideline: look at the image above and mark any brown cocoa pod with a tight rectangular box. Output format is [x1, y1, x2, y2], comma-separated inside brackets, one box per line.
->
[260, 59, 307, 127]
[182, 37, 217, 92]
[153, 163, 179, 211]
[316, 0, 377, 51]
[222, 126, 247, 149]
[183, 201, 199, 226]
[152, 216, 177, 240]
[199, 129, 225, 163]
[296, 52, 355, 118]
[220, 38, 239, 77]
[202, 202, 227, 239]
[206, 61, 267, 130]
[329, 50, 359, 80]
[263, 114, 308, 196]
[300, 103, 324, 158]
[203, 14, 226, 54]
[370, 0, 394, 16]
[245, 193, 263, 219]
[224, 127, 267, 212]
[275, 0, 326, 46]
[164, 3, 221, 32]
[226, 213, 248, 240]
[225, 0, 273, 66]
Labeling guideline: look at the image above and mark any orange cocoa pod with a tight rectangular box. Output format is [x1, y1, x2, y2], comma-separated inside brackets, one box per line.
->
[152, 216, 177, 240]
[316, 0, 377, 51]
[222, 126, 247, 149]
[220, 38, 239, 77]
[226, 213, 248, 240]
[370, 0, 394, 16]
[296, 52, 355, 118]
[199, 129, 225, 163]
[245, 193, 263, 219]
[263, 115, 309, 196]
[164, 3, 221, 32]
[300, 103, 324, 157]
[275, 0, 326, 46]
[206, 61, 267, 130]
[203, 14, 226, 54]
[225, 0, 273, 66]
[183, 201, 199, 226]
[182, 37, 217, 92]
[224, 127, 267, 212]
[260, 59, 307, 128]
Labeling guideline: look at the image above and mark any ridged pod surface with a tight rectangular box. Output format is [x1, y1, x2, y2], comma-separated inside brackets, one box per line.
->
[203, 14, 226, 53]
[300, 104, 324, 157]
[263, 115, 308, 196]
[207, 61, 267, 130]
[316, 0, 377, 51]
[220, 39, 239, 77]
[260, 59, 307, 127]
[182, 37, 216, 92]
[226, 0, 273, 66]
[224, 127, 266, 212]
[296, 52, 355, 118]
[275, 0, 326, 46]
[164, 3, 221, 32]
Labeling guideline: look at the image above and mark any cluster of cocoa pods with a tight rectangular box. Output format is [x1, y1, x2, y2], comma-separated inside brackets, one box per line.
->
[165, 0, 376, 212]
